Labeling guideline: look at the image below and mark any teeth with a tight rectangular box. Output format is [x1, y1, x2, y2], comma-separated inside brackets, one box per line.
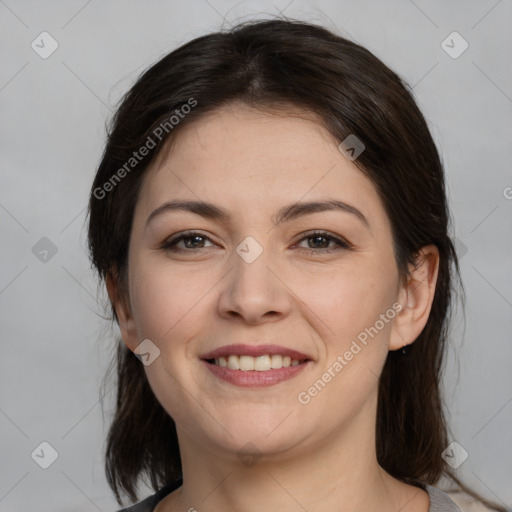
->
[239, 355, 254, 371]
[214, 355, 303, 371]
[270, 355, 282, 369]
[255, 355, 271, 371]
[227, 355, 240, 370]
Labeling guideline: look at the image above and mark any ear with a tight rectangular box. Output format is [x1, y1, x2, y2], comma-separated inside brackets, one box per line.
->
[105, 268, 138, 352]
[389, 245, 440, 351]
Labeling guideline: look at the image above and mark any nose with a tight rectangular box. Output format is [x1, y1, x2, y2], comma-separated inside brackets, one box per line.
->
[217, 241, 292, 325]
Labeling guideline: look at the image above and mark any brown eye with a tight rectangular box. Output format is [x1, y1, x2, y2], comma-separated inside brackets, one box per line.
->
[295, 231, 351, 252]
[161, 232, 215, 252]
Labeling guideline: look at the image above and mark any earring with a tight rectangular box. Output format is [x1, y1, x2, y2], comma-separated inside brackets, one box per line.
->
[401, 343, 409, 355]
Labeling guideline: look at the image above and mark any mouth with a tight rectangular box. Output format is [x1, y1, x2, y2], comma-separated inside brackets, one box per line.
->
[200, 344, 313, 387]
[205, 354, 308, 371]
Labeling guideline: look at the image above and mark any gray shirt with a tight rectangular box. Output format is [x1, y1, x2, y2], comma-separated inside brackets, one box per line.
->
[117, 480, 463, 511]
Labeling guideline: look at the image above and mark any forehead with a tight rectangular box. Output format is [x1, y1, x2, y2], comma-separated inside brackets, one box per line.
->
[149, 103, 339, 177]
[136, 103, 384, 226]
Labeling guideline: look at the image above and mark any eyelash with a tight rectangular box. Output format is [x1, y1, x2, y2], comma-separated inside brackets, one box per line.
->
[160, 230, 352, 254]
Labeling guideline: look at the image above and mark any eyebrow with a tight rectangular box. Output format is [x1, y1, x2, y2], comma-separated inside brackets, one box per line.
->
[145, 198, 370, 230]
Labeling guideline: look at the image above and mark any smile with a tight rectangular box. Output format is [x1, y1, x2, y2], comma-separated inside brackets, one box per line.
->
[209, 354, 306, 371]
[202, 358, 311, 387]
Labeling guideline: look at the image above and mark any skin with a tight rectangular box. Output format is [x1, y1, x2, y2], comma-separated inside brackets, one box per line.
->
[107, 102, 439, 512]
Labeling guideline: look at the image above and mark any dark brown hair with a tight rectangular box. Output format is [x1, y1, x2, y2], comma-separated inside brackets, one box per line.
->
[87, 17, 505, 510]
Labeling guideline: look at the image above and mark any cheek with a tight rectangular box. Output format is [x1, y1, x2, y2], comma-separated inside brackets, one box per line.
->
[292, 261, 397, 340]
[129, 261, 207, 340]
[294, 262, 398, 407]
[296, 273, 394, 419]
[129, 263, 214, 423]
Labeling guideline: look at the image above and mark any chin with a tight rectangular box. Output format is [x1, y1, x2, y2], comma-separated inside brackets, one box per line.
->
[212, 413, 308, 452]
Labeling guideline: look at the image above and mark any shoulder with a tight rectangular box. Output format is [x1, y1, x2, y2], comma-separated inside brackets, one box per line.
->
[116, 494, 155, 512]
[115, 491, 163, 512]
[114, 479, 182, 512]
[445, 491, 508, 512]
[424, 485, 508, 512]
[425, 484, 463, 512]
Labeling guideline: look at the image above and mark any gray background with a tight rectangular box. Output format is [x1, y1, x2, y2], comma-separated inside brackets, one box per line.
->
[1, 1, 511, 511]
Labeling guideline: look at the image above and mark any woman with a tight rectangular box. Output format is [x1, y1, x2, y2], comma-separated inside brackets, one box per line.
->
[87, 18, 506, 512]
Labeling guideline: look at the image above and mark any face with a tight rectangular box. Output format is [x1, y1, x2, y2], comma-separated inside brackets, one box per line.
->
[116, 102, 409, 462]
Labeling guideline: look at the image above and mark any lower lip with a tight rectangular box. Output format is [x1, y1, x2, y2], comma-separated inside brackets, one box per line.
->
[202, 360, 311, 387]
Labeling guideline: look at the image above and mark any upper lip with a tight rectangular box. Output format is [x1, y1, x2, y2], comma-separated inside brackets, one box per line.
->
[200, 344, 313, 361]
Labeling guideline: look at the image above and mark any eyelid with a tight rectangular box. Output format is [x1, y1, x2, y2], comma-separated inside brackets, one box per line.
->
[162, 230, 216, 249]
[161, 229, 353, 253]
[293, 229, 352, 250]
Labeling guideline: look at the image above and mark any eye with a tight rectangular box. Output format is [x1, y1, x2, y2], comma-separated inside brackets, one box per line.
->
[293, 231, 352, 253]
[161, 231, 215, 252]
[161, 230, 351, 254]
